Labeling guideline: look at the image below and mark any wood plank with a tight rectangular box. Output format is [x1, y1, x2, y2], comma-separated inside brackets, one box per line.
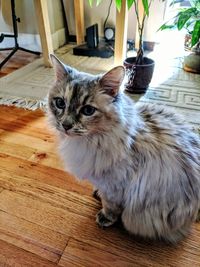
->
[34, 0, 53, 67]
[74, 0, 85, 44]
[0, 51, 39, 78]
[0, 135, 63, 170]
[0, 189, 98, 237]
[0, 131, 54, 152]
[0, 153, 92, 196]
[59, 227, 200, 267]
[29, 150, 63, 170]
[0, 190, 200, 267]
[0, 139, 37, 160]
[0, 116, 54, 142]
[58, 238, 135, 267]
[0, 239, 57, 267]
[0, 106, 44, 121]
[0, 210, 68, 263]
[0, 106, 200, 266]
[114, 0, 128, 65]
[0, 173, 97, 217]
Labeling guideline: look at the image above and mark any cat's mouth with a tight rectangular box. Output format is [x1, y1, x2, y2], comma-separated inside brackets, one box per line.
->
[63, 129, 87, 137]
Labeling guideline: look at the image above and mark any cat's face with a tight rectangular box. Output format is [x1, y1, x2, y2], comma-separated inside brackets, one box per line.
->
[48, 55, 125, 137]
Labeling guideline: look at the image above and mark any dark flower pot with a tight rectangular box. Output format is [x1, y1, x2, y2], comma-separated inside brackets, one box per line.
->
[123, 57, 155, 94]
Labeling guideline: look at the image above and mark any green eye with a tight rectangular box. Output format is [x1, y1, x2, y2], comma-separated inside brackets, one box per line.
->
[81, 105, 96, 116]
[55, 97, 65, 109]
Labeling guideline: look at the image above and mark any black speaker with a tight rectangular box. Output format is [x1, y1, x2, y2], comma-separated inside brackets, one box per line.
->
[86, 24, 99, 48]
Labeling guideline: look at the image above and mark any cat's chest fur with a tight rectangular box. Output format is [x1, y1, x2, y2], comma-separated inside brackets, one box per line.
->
[58, 129, 131, 182]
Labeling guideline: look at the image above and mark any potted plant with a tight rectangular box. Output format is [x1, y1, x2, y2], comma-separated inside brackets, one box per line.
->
[159, 0, 200, 73]
[88, 0, 157, 93]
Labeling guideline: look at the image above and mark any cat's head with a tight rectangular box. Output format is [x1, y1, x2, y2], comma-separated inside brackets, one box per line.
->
[48, 54, 125, 137]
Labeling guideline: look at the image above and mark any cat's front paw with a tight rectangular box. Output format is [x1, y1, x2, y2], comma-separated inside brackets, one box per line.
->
[96, 209, 117, 228]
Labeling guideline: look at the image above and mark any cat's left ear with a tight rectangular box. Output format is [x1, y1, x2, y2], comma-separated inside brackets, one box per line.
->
[50, 54, 73, 81]
[99, 66, 125, 97]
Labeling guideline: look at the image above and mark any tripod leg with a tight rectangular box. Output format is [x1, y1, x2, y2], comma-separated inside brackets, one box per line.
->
[19, 47, 40, 55]
[0, 48, 18, 69]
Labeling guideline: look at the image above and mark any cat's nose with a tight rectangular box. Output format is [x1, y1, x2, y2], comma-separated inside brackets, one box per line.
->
[62, 122, 73, 131]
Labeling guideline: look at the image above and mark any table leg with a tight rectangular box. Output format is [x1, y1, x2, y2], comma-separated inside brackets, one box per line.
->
[74, 0, 85, 45]
[34, 0, 53, 67]
[114, 0, 128, 65]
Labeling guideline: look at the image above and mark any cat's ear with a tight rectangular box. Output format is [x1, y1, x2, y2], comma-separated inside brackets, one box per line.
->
[99, 66, 125, 96]
[50, 54, 73, 81]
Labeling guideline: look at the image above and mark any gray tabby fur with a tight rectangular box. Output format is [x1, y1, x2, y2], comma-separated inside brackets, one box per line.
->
[48, 54, 200, 243]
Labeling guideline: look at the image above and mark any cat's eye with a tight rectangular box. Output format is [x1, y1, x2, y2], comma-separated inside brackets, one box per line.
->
[81, 105, 96, 116]
[55, 97, 65, 109]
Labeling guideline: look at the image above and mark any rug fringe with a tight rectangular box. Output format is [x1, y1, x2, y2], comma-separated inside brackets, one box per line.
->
[0, 95, 47, 111]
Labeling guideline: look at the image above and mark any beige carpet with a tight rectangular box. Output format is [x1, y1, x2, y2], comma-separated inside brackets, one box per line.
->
[0, 45, 200, 129]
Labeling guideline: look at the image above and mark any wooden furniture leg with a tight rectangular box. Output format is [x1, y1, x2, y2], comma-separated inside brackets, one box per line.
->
[74, 0, 85, 45]
[114, 0, 128, 65]
[34, 0, 53, 67]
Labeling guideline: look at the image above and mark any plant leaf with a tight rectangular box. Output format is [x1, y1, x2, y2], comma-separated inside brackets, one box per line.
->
[191, 20, 200, 47]
[158, 24, 175, 31]
[88, 0, 93, 7]
[115, 0, 122, 11]
[177, 8, 197, 30]
[142, 0, 149, 16]
[169, 0, 184, 7]
[96, 0, 102, 6]
[127, 0, 135, 9]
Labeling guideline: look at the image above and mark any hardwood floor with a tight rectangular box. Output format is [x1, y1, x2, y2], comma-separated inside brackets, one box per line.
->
[0, 50, 40, 78]
[0, 105, 200, 266]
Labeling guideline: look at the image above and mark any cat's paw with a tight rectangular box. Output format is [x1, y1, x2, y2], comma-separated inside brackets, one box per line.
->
[96, 210, 116, 228]
[92, 189, 101, 201]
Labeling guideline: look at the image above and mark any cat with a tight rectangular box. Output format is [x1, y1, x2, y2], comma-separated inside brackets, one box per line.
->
[48, 54, 200, 243]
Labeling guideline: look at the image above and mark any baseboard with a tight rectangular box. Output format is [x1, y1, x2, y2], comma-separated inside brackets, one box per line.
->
[0, 27, 67, 52]
[0, 33, 41, 51]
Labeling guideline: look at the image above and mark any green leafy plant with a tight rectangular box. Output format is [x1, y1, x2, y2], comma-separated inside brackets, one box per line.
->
[88, 0, 154, 64]
[159, 0, 200, 48]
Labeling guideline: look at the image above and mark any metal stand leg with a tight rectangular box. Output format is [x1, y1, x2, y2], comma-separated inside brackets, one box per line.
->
[0, 0, 40, 69]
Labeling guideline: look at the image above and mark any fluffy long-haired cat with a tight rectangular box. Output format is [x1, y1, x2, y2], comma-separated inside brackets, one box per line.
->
[48, 54, 200, 243]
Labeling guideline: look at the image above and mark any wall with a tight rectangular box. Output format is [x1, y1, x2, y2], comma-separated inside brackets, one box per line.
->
[65, 0, 166, 42]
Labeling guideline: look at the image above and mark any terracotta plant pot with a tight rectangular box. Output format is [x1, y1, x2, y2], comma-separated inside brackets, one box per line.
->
[123, 57, 155, 94]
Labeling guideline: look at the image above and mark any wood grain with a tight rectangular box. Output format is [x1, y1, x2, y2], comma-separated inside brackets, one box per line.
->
[74, 0, 85, 45]
[0, 51, 39, 78]
[34, 0, 53, 67]
[0, 210, 68, 263]
[0, 239, 57, 267]
[114, 0, 128, 65]
[0, 106, 200, 267]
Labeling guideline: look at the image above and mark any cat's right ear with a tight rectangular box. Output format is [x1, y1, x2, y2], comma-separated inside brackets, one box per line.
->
[50, 54, 72, 81]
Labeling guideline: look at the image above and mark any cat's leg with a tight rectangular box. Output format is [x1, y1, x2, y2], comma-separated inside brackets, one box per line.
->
[96, 198, 122, 228]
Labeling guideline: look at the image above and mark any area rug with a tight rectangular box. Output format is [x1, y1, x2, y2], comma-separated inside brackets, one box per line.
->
[0, 45, 200, 130]
[0, 45, 114, 110]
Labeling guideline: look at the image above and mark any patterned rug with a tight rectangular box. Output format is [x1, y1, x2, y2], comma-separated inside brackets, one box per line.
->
[0, 45, 199, 131]
[137, 58, 200, 128]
